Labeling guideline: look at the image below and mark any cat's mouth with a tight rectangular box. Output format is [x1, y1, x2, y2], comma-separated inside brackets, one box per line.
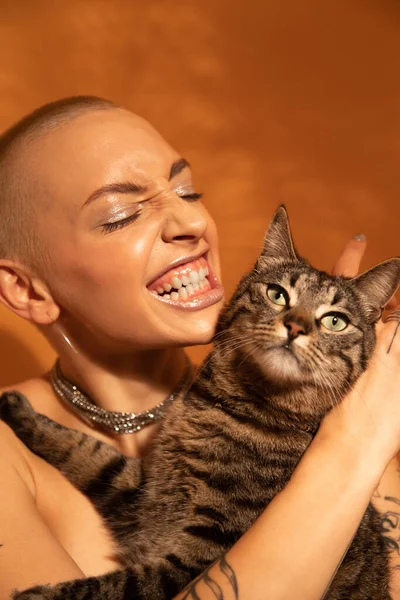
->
[275, 343, 302, 363]
[252, 342, 309, 385]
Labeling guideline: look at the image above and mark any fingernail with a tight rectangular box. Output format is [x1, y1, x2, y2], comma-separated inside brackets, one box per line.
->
[353, 233, 366, 242]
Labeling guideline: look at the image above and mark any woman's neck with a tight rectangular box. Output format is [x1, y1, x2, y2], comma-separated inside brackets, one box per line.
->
[41, 347, 189, 457]
[57, 347, 189, 415]
[39, 322, 192, 456]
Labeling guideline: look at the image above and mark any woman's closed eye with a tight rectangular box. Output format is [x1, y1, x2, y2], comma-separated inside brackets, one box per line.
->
[100, 192, 204, 233]
[101, 210, 143, 233]
[179, 192, 203, 202]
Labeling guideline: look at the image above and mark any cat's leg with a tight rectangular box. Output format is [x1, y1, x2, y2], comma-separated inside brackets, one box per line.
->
[0, 393, 142, 512]
[12, 568, 145, 600]
[12, 563, 189, 600]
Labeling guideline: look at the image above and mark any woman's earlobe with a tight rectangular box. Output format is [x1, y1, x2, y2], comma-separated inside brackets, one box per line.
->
[27, 277, 60, 325]
[28, 301, 60, 325]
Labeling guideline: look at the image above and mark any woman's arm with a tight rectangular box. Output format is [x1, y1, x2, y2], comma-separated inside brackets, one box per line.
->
[175, 427, 382, 600]
[372, 454, 400, 593]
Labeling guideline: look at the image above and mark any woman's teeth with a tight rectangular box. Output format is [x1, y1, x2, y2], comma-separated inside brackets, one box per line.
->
[150, 261, 211, 301]
[159, 267, 209, 300]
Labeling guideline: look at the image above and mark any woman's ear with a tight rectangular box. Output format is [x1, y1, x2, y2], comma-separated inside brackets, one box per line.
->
[0, 260, 60, 325]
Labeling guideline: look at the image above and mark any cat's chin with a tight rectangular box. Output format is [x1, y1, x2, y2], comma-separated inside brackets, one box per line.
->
[253, 346, 307, 386]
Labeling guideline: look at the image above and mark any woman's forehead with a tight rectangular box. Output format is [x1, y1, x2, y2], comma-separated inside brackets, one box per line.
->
[29, 108, 182, 206]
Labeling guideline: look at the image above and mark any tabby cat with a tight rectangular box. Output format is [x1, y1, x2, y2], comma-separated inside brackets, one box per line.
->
[2, 206, 400, 600]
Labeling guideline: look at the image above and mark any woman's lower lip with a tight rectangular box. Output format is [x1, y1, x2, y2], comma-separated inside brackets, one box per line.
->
[149, 283, 224, 311]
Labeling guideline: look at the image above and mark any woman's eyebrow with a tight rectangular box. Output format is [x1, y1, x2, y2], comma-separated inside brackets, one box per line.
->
[83, 158, 190, 208]
[83, 181, 147, 208]
[169, 158, 190, 180]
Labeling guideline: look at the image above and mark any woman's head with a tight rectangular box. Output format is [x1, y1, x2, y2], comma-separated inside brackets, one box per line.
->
[0, 97, 223, 357]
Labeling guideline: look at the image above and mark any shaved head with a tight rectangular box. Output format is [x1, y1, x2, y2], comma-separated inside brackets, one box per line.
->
[0, 96, 118, 272]
[0, 100, 222, 349]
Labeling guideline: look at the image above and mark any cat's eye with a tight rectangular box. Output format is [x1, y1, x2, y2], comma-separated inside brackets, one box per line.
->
[267, 284, 289, 307]
[320, 312, 349, 332]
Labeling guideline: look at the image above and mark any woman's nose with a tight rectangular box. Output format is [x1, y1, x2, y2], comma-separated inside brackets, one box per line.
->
[161, 199, 208, 244]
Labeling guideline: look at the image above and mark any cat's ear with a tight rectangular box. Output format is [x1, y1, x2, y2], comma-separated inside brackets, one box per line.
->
[352, 258, 400, 321]
[261, 205, 299, 262]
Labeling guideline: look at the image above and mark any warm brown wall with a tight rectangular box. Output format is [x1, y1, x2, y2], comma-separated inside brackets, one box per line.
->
[0, 0, 399, 385]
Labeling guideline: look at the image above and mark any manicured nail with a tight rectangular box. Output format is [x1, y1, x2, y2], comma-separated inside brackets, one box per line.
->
[353, 233, 366, 242]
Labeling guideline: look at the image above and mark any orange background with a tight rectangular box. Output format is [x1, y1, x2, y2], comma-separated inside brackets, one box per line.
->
[0, 0, 399, 386]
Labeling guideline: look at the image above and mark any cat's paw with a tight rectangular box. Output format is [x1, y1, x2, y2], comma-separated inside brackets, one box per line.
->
[0, 392, 38, 444]
[12, 584, 54, 600]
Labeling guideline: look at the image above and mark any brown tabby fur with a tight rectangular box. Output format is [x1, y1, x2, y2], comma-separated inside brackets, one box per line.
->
[2, 206, 400, 600]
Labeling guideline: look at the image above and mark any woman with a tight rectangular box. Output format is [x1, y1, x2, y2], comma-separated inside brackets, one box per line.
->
[0, 96, 400, 600]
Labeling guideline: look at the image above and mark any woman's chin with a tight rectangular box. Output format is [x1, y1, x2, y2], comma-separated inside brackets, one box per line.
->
[169, 311, 223, 347]
[182, 331, 215, 347]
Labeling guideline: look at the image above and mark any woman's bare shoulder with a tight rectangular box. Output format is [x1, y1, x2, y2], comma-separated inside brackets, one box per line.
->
[1, 374, 52, 402]
[0, 419, 36, 500]
[0, 377, 51, 494]
[1, 374, 60, 418]
[0, 406, 85, 598]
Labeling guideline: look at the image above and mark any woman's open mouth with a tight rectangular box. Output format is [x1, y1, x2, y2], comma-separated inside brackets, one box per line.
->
[147, 255, 224, 311]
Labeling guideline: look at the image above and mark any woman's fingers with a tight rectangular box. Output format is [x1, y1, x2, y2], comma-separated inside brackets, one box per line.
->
[341, 308, 400, 460]
[332, 235, 367, 277]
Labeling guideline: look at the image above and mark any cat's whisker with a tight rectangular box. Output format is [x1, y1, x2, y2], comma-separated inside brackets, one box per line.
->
[321, 368, 343, 401]
[214, 339, 257, 360]
[189, 334, 256, 389]
[211, 329, 233, 343]
[216, 333, 254, 347]
[308, 361, 338, 409]
[188, 335, 258, 395]
[235, 341, 263, 372]
[328, 374, 354, 411]
[218, 339, 258, 359]
[211, 337, 258, 366]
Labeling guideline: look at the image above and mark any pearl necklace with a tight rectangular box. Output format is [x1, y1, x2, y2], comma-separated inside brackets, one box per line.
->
[50, 357, 192, 434]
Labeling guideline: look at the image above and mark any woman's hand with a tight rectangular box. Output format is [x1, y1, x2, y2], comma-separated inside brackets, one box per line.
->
[332, 234, 367, 278]
[323, 234, 400, 467]
[320, 316, 400, 467]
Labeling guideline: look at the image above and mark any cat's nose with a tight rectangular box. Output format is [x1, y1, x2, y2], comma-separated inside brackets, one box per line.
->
[285, 321, 306, 339]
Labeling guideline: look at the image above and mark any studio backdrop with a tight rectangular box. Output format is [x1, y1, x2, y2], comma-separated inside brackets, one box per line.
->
[0, 0, 399, 385]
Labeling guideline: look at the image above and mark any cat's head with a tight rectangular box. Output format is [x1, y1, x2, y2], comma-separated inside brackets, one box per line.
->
[217, 206, 400, 406]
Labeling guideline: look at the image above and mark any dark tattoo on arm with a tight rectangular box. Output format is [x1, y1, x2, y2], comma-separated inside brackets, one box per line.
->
[180, 554, 239, 600]
[377, 494, 400, 570]
[380, 511, 400, 555]
[385, 315, 400, 354]
[385, 496, 400, 506]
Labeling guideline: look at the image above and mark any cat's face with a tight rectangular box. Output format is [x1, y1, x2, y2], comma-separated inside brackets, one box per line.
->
[218, 207, 400, 408]
[228, 260, 374, 395]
